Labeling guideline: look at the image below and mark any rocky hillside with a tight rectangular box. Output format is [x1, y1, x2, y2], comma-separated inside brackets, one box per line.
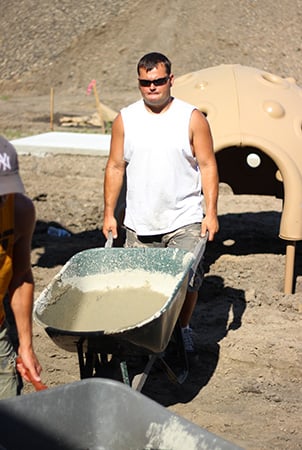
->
[1, 0, 302, 111]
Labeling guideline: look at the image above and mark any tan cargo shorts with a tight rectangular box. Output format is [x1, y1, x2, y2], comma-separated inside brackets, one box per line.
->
[124, 223, 206, 291]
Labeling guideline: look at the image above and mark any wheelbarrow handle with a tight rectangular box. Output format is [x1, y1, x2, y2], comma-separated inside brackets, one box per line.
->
[105, 230, 113, 248]
[16, 356, 48, 391]
[189, 232, 208, 287]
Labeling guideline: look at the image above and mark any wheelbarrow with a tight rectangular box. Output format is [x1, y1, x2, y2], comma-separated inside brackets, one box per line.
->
[0, 378, 243, 450]
[34, 247, 198, 391]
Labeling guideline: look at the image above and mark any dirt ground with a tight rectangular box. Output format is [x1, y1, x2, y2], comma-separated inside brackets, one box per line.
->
[1, 1, 302, 448]
[14, 152, 301, 450]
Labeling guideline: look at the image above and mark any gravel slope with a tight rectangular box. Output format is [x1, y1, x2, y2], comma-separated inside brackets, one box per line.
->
[1, 0, 302, 111]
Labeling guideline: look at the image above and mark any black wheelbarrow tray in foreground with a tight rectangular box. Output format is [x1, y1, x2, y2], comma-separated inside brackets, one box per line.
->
[0, 377, 243, 450]
[33, 247, 197, 390]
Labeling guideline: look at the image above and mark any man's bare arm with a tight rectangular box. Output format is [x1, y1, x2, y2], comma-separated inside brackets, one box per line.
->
[103, 113, 126, 239]
[190, 110, 219, 241]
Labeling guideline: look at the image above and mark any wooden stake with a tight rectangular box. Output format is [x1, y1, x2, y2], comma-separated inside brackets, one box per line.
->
[92, 83, 105, 131]
[50, 87, 54, 131]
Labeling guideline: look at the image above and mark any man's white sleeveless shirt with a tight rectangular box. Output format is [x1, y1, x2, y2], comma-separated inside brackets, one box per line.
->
[121, 98, 204, 235]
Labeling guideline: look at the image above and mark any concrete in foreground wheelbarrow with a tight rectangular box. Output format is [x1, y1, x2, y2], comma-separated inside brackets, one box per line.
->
[0, 378, 243, 450]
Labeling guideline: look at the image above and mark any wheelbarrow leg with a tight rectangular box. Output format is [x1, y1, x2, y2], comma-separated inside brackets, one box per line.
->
[159, 320, 189, 384]
[174, 319, 189, 382]
[132, 321, 190, 391]
[131, 355, 158, 392]
[76, 338, 98, 379]
[77, 338, 88, 378]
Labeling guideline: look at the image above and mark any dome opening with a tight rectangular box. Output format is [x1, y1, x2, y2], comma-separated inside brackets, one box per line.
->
[216, 146, 284, 198]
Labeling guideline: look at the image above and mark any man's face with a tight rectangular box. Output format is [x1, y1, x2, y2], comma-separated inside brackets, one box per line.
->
[138, 63, 174, 109]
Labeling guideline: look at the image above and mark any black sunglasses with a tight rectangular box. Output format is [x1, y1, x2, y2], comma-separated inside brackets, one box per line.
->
[138, 76, 170, 87]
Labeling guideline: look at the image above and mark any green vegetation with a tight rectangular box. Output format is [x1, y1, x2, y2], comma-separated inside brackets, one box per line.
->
[0, 122, 113, 141]
[0, 129, 32, 140]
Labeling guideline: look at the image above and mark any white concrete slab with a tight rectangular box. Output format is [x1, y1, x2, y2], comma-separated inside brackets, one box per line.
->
[11, 132, 111, 156]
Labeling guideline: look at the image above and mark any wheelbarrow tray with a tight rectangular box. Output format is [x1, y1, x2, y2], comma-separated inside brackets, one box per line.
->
[34, 247, 195, 354]
[0, 378, 243, 450]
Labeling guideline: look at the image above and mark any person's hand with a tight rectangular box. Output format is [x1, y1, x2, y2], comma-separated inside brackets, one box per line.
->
[201, 214, 219, 241]
[16, 348, 42, 385]
[102, 216, 118, 240]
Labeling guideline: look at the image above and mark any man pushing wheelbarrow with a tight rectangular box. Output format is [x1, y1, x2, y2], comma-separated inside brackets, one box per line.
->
[103, 52, 219, 355]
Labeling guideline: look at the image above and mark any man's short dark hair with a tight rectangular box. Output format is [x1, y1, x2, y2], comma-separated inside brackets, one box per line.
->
[137, 52, 171, 75]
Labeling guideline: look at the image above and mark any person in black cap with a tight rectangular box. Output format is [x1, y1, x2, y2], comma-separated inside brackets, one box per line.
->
[0, 136, 42, 399]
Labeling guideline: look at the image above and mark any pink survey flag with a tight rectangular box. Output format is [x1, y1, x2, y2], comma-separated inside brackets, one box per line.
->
[86, 79, 96, 95]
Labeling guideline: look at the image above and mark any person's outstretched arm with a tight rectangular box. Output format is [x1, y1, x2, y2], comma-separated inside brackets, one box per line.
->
[9, 193, 42, 384]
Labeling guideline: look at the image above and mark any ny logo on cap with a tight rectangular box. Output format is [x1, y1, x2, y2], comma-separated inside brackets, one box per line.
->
[0, 153, 11, 171]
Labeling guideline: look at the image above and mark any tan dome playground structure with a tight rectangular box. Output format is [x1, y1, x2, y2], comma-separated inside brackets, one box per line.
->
[172, 64, 302, 294]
